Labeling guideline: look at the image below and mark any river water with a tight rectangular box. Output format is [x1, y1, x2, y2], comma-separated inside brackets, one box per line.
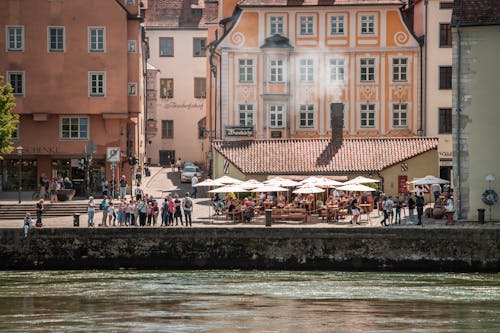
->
[0, 271, 498, 332]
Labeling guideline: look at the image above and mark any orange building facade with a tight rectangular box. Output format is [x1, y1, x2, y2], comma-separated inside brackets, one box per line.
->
[0, 0, 145, 195]
[208, 0, 421, 142]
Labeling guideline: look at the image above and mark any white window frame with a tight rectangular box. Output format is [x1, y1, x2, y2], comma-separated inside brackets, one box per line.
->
[47, 26, 65, 52]
[299, 104, 315, 128]
[88, 71, 106, 97]
[60, 116, 89, 140]
[360, 103, 376, 128]
[126, 0, 135, 5]
[88, 27, 106, 53]
[6, 26, 24, 52]
[299, 15, 314, 36]
[392, 58, 408, 82]
[6, 71, 25, 97]
[270, 59, 284, 83]
[238, 59, 254, 83]
[392, 103, 408, 128]
[128, 82, 137, 96]
[360, 58, 376, 82]
[299, 58, 314, 83]
[329, 15, 345, 36]
[127, 40, 137, 53]
[239, 104, 254, 126]
[269, 15, 285, 35]
[269, 104, 284, 128]
[329, 58, 345, 82]
[360, 14, 376, 35]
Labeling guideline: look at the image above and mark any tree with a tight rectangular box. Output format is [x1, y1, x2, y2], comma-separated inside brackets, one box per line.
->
[0, 76, 19, 159]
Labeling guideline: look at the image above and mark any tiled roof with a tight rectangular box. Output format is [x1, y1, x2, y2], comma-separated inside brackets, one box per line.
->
[452, 0, 500, 27]
[213, 137, 438, 175]
[238, 0, 404, 7]
[145, 0, 218, 28]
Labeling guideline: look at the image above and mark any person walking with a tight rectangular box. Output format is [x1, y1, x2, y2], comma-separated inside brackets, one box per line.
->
[135, 167, 142, 186]
[175, 158, 182, 172]
[119, 176, 128, 199]
[350, 196, 360, 225]
[87, 196, 96, 227]
[36, 199, 44, 227]
[191, 175, 199, 198]
[416, 195, 425, 225]
[182, 192, 193, 227]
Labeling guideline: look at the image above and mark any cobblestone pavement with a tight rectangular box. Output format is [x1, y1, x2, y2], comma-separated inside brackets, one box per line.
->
[1, 167, 498, 229]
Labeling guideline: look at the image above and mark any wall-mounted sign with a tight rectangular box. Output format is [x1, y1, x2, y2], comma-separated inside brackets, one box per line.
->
[106, 147, 121, 163]
[225, 126, 254, 137]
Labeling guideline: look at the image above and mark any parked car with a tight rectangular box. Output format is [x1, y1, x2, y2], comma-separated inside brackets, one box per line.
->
[181, 166, 202, 183]
[183, 162, 196, 168]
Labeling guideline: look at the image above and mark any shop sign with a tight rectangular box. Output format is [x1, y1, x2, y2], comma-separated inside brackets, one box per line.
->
[22, 146, 60, 154]
[106, 147, 121, 163]
[225, 126, 254, 137]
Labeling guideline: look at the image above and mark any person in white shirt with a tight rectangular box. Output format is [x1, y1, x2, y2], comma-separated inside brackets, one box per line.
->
[431, 183, 441, 202]
[191, 175, 199, 198]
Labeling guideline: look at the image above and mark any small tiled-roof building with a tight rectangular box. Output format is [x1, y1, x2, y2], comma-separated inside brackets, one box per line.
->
[452, 0, 500, 220]
[213, 137, 439, 195]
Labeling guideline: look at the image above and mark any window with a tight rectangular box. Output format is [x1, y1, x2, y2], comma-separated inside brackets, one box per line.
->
[7, 71, 24, 96]
[60, 117, 88, 140]
[239, 104, 254, 126]
[238, 59, 253, 83]
[299, 104, 314, 128]
[360, 58, 375, 82]
[299, 59, 314, 82]
[439, 23, 452, 47]
[329, 58, 345, 82]
[6, 26, 24, 51]
[439, 66, 452, 89]
[88, 27, 105, 52]
[392, 58, 408, 82]
[89, 72, 105, 97]
[270, 59, 284, 83]
[126, 0, 135, 5]
[270, 16, 284, 35]
[360, 15, 375, 34]
[439, 108, 452, 134]
[299, 16, 314, 36]
[160, 78, 174, 98]
[392, 103, 408, 127]
[192, 9, 202, 16]
[360, 104, 375, 128]
[269, 105, 284, 128]
[193, 38, 206, 57]
[330, 16, 345, 35]
[128, 82, 137, 96]
[194, 77, 206, 98]
[127, 40, 137, 53]
[48, 26, 65, 52]
[159, 37, 173, 57]
[161, 120, 174, 138]
[11, 123, 19, 141]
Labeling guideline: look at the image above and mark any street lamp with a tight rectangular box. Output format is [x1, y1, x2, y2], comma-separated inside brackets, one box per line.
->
[16, 146, 23, 204]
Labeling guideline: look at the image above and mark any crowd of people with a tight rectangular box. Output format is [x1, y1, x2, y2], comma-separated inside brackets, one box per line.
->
[38, 174, 73, 203]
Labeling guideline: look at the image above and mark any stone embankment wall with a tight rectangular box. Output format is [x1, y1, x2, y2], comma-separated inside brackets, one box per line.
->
[0, 228, 498, 271]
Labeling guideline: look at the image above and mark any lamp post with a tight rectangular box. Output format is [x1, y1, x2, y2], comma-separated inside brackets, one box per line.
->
[16, 146, 24, 204]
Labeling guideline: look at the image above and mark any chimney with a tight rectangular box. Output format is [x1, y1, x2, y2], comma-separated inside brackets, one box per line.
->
[330, 103, 344, 154]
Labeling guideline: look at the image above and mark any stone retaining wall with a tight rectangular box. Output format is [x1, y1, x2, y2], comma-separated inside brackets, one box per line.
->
[0, 228, 498, 271]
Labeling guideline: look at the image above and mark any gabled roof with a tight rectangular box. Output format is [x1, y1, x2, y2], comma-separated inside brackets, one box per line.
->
[145, 0, 218, 28]
[213, 137, 438, 175]
[238, 0, 404, 7]
[452, 0, 500, 27]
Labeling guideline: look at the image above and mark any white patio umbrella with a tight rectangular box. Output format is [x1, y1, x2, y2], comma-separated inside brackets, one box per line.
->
[250, 185, 289, 193]
[310, 177, 345, 187]
[213, 175, 243, 185]
[265, 177, 301, 187]
[343, 176, 381, 185]
[239, 179, 263, 190]
[209, 185, 247, 193]
[337, 184, 376, 192]
[293, 185, 325, 194]
[299, 176, 324, 185]
[194, 178, 224, 187]
[409, 175, 450, 185]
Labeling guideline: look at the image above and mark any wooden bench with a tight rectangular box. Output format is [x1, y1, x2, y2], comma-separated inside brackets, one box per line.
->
[271, 208, 307, 223]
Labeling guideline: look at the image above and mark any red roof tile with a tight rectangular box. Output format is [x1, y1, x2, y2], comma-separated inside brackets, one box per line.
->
[238, 0, 404, 7]
[452, 0, 500, 27]
[145, 0, 218, 28]
[213, 137, 438, 175]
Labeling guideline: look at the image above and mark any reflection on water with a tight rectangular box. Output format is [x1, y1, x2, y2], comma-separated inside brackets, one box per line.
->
[0, 271, 498, 332]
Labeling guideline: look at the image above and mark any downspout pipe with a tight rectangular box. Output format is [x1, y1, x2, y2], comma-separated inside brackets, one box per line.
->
[421, 0, 428, 136]
[456, 20, 462, 218]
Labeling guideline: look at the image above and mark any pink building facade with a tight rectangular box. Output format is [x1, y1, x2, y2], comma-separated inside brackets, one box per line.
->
[0, 0, 146, 196]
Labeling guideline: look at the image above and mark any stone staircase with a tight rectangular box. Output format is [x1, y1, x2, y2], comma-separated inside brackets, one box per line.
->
[0, 202, 89, 220]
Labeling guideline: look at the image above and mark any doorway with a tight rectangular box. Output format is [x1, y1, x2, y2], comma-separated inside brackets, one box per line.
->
[159, 150, 175, 167]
